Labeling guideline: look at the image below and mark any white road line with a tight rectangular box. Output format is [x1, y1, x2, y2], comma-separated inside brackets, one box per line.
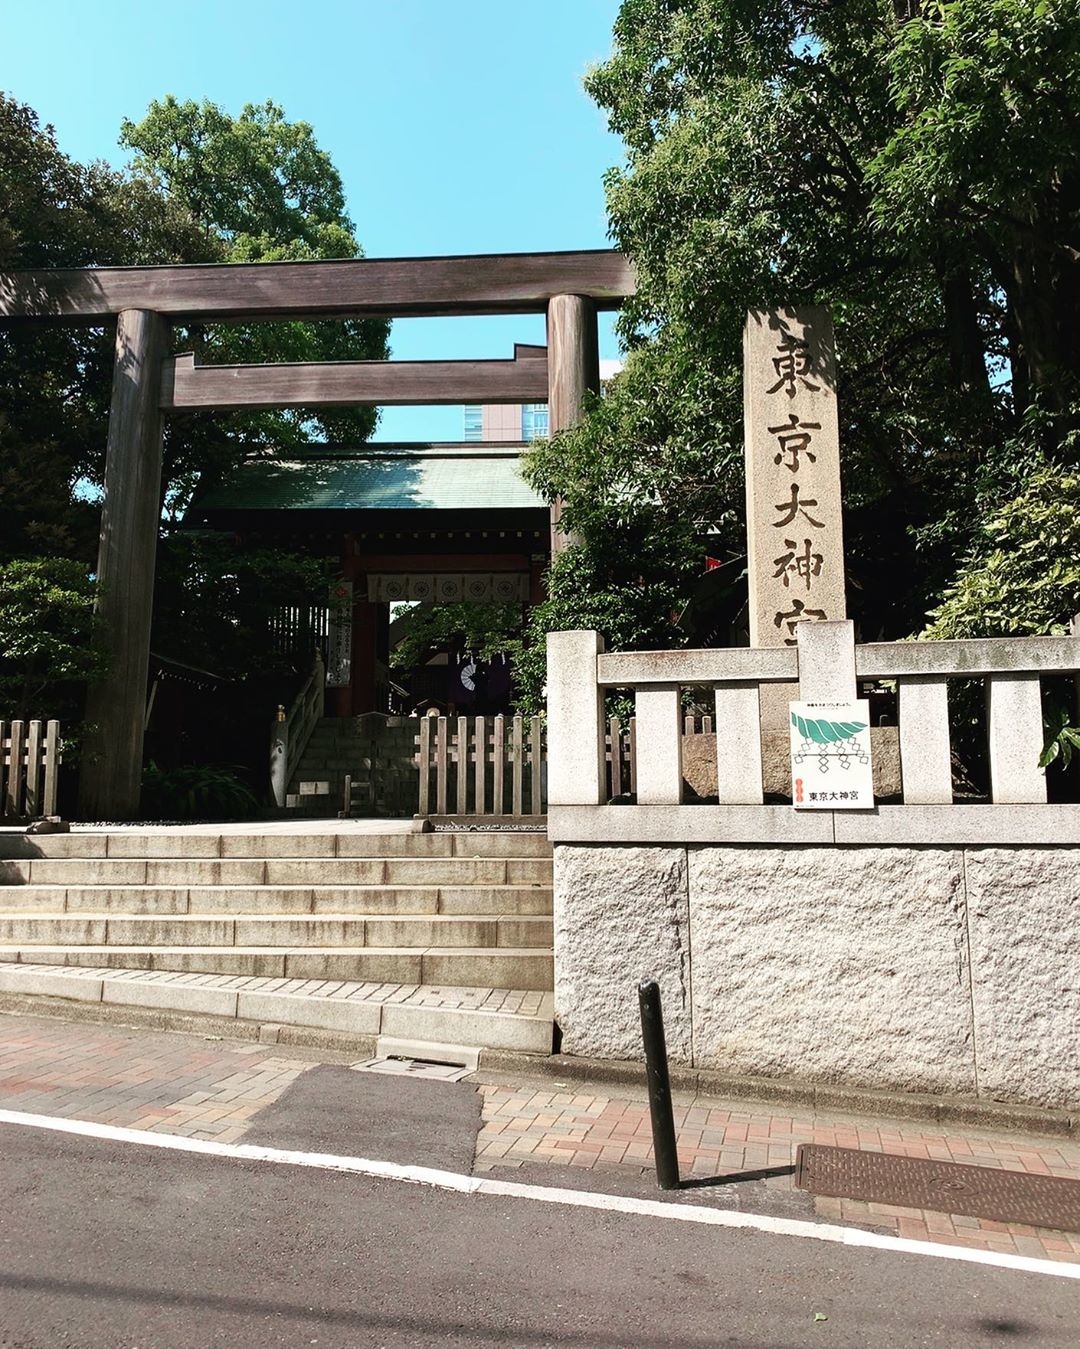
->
[1, 1107, 1077, 1282]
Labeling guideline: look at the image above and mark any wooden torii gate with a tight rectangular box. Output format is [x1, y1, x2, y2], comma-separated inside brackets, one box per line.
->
[0, 250, 635, 818]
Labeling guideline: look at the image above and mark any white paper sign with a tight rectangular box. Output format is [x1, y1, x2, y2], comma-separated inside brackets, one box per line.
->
[790, 700, 873, 810]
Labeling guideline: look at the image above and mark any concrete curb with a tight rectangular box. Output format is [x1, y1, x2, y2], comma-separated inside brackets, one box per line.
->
[1, 990, 1075, 1140]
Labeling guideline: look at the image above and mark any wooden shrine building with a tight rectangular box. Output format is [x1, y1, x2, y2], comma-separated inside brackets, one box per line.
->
[188, 439, 550, 717]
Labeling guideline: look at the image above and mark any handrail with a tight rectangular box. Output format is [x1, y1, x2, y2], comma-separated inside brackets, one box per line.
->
[269, 651, 325, 808]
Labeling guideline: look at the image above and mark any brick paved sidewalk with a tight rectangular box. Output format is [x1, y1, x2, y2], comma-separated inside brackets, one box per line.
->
[2, 1010, 1078, 1266]
[473, 1084, 1080, 1264]
[0, 1015, 318, 1144]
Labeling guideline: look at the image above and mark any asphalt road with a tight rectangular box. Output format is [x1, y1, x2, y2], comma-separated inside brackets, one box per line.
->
[0, 1074, 1077, 1348]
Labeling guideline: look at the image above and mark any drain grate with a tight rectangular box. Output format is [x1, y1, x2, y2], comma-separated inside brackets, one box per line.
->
[350, 1057, 472, 1083]
[795, 1143, 1080, 1234]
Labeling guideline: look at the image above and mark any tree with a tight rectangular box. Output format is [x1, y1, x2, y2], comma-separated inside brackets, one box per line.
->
[150, 533, 330, 681]
[0, 93, 215, 561]
[525, 0, 1080, 667]
[119, 97, 390, 514]
[390, 602, 524, 677]
[0, 558, 107, 720]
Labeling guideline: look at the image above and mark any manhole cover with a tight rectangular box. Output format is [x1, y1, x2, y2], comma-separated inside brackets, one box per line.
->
[795, 1143, 1080, 1234]
[350, 1057, 472, 1083]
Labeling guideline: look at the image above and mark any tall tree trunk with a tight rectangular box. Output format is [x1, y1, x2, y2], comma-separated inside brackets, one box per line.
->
[938, 265, 991, 401]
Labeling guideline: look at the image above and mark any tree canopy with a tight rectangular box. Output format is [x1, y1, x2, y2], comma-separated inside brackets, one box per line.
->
[523, 0, 1080, 672]
[0, 92, 382, 719]
[119, 97, 389, 515]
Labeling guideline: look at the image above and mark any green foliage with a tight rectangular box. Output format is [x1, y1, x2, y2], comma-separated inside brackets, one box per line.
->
[0, 557, 106, 720]
[923, 461, 1080, 638]
[0, 94, 208, 562]
[1039, 699, 1080, 770]
[511, 545, 691, 713]
[0, 92, 388, 561]
[390, 603, 523, 675]
[152, 534, 329, 679]
[141, 761, 260, 821]
[871, 0, 1080, 405]
[529, 0, 1080, 660]
[120, 96, 390, 503]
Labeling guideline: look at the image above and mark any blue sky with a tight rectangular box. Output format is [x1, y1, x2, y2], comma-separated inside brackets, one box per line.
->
[1, 0, 625, 441]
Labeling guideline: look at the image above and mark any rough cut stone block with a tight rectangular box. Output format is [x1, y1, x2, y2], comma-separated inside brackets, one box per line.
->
[64, 887, 190, 915]
[553, 845, 692, 1062]
[337, 833, 453, 858]
[220, 835, 337, 858]
[0, 916, 108, 945]
[0, 966, 104, 1001]
[380, 1002, 553, 1054]
[266, 860, 384, 886]
[965, 847, 1080, 1109]
[233, 917, 367, 947]
[687, 846, 974, 1095]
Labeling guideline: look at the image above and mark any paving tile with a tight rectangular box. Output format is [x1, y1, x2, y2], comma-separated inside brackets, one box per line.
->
[472, 1081, 1080, 1263]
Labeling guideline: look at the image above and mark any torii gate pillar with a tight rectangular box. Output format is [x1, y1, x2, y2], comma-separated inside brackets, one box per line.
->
[547, 293, 599, 554]
[79, 309, 168, 820]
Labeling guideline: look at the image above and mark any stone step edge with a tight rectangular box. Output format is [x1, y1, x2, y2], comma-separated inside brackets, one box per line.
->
[1, 837, 552, 860]
[0, 912, 554, 924]
[0, 944, 555, 958]
[0, 963, 554, 1055]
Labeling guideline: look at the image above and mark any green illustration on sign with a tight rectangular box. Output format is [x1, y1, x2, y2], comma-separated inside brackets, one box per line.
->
[790, 712, 867, 744]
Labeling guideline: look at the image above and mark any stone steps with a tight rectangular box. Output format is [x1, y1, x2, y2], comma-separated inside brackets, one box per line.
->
[0, 962, 554, 1053]
[0, 830, 552, 860]
[0, 913, 553, 948]
[0, 944, 553, 987]
[0, 884, 553, 916]
[0, 828, 555, 1049]
[0, 857, 551, 887]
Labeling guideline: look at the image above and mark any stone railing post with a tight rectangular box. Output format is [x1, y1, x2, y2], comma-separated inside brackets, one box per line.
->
[270, 706, 289, 809]
[546, 630, 606, 805]
[796, 619, 857, 704]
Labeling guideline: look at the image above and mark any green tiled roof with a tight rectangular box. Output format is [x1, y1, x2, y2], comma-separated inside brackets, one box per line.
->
[192, 445, 545, 514]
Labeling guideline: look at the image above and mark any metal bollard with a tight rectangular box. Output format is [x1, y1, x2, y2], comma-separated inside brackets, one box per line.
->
[638, 979, 680, 1190]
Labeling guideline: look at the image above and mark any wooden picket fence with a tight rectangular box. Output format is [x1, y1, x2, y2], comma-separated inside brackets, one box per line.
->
[417, 715, 546, 817]
[415, 712, 716, 816]
[1, 720, 61, 820]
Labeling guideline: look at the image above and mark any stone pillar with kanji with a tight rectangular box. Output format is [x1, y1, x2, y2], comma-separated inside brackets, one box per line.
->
[743, 306, 847, 727]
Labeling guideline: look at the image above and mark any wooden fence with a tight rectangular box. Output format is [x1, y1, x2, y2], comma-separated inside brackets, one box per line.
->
[417, 715, 546, 817]
[1, 720, 61, 820]
[415, 713, 713, 816]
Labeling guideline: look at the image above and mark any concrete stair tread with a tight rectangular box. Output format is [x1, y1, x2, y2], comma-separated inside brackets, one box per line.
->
[0, 944, 555, 956]
[0, 831, 551, 861]
[0, 960, 554, 1054]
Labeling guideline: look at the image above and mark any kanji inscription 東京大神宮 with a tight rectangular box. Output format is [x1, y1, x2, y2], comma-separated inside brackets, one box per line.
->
[743, 307, 847, 651]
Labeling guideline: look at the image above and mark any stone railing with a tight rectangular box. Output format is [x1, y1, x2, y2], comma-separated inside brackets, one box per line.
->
[269, 650, 325, 808]
[546, 621, 1080, 845]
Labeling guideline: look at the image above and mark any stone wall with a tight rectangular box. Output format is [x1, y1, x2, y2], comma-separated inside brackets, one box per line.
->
[553, 843, 1080, 1110]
